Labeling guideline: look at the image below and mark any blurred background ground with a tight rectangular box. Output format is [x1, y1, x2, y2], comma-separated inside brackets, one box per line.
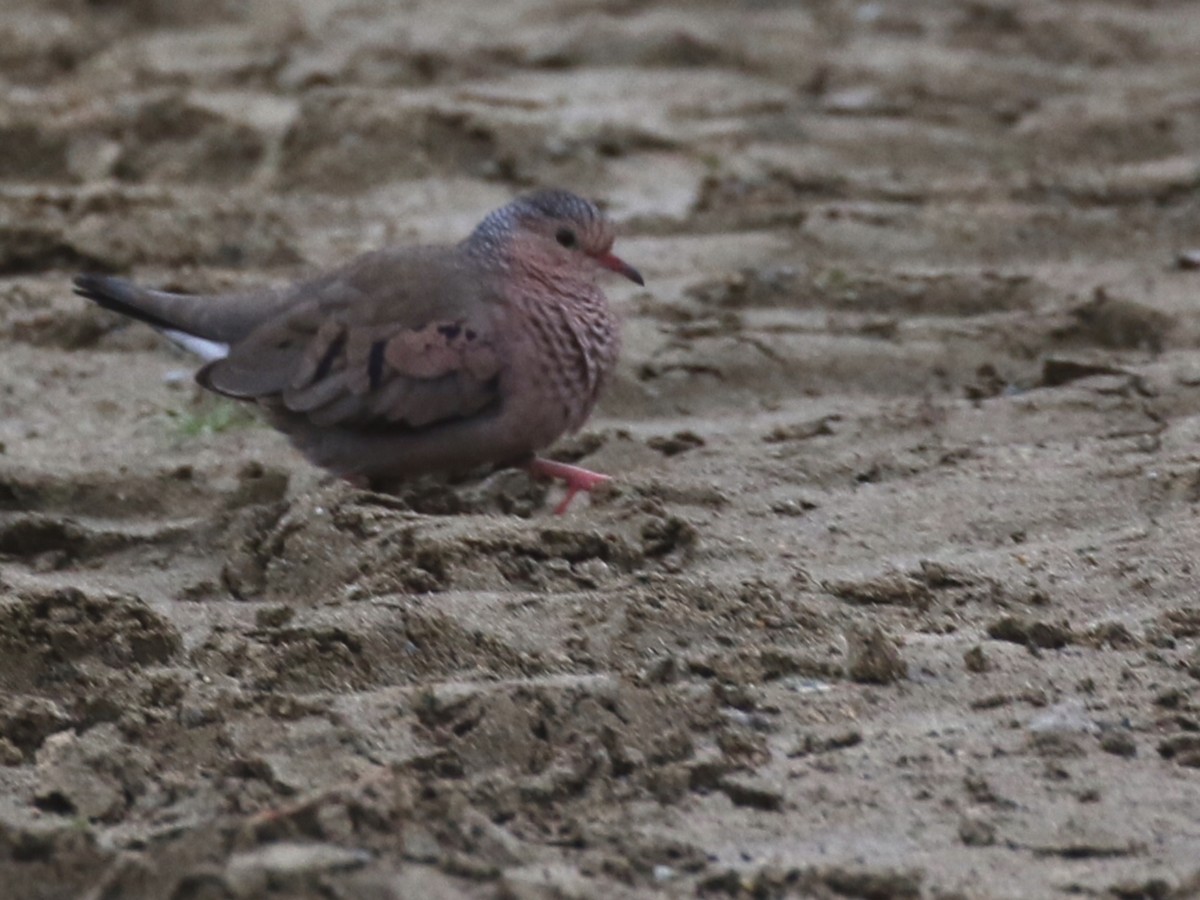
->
[2, 1, 1200, 897]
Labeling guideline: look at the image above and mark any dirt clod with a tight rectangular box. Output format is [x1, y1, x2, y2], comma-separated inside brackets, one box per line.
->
[844, 623, 907, 685]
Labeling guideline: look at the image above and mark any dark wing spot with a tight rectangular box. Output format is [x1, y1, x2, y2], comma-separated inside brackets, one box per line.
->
[464, 329, 477, 341]
[437, 323, 462, 340]
[367, 340, 386, 390]
[312, 331, 347, 383]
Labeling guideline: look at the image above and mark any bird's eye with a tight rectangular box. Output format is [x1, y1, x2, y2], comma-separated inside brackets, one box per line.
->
[555, 228, 577, 248]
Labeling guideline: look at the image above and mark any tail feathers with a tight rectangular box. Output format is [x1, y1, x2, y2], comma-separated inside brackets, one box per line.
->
[73, 274, 177, 331]
[74, 274, 230, 362]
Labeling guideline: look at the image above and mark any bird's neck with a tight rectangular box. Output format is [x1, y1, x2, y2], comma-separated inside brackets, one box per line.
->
[466, 233, 599, 306]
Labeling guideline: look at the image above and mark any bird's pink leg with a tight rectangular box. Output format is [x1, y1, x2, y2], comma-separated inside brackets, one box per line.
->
[527, 457, 611, 515]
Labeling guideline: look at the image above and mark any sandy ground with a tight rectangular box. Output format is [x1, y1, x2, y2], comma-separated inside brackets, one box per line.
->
[2, 0, 1200, 897]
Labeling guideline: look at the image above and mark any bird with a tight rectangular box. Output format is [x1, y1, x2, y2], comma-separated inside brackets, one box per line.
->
[73, 189, 644, 514]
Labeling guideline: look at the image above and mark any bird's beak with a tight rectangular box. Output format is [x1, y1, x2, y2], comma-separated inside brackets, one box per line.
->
[597, 252, 645, 286]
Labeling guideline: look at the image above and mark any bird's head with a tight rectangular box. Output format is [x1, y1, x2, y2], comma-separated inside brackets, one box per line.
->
[468, 189, 644, 287]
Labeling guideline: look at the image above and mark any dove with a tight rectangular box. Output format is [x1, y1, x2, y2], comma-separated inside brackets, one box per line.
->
[73, 189, 643, 514]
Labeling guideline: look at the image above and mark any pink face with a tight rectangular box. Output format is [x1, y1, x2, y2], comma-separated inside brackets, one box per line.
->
[515, 200, 644, 286]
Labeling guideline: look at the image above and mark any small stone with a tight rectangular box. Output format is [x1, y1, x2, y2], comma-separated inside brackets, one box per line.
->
[1030, 730, 1087, 758]
[1099, 731, 1137, 758]
[1177, 250, 1200, 270]
[401, 824, 442, 864]
[1159, 734, 1200, 767]
[958, 814, 996, 846]
[647, 430, 705, 456]
[844, 623, 907, 684]
[987, 616, 1072, 649]
[254, 605, 294, 628]
[641, 654, 678, 685]
[770, 498, 819, 516]
[687, 748, 730, 791]
[1154, 688, 1188, 709]
[788, 727, 863, 758]
[180, 702, 224, 729]
[1186, 646, 1200, 681]
[0, 737, 24, 766]
[963, 645, 989, 673]
[718, 774, 784, 811]
[225, 842, 372, 896]
[644, 763, 690, 804]
[1157, 734, 1200, 757]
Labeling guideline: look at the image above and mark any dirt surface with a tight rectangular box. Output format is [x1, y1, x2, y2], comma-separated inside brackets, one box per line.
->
[3, 1, 1200, 897]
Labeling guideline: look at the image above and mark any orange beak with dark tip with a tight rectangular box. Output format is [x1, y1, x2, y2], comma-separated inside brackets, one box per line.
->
[597, 252, 645, 286]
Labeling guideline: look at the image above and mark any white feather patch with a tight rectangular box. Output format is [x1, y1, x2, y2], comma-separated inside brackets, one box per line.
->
[162, 329, 230, 362]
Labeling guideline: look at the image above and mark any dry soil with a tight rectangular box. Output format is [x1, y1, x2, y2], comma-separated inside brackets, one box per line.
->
[2, 1, 1200, 898]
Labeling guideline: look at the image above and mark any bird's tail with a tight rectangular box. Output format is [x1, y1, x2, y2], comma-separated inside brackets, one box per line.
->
[74, 274, 230, 362]
[73, 274, 178, 331]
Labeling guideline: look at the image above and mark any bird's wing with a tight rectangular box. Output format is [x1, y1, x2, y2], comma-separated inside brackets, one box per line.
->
[197, 248, 505, 430]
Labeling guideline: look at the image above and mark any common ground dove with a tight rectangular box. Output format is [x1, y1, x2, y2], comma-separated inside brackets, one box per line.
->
[74, 189, 643, 513]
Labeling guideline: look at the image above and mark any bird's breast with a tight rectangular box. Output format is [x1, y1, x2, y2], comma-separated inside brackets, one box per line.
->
[506, 286, 620, 440]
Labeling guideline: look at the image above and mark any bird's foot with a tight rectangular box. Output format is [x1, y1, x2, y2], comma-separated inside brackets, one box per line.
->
[527, 457, 611, 515]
